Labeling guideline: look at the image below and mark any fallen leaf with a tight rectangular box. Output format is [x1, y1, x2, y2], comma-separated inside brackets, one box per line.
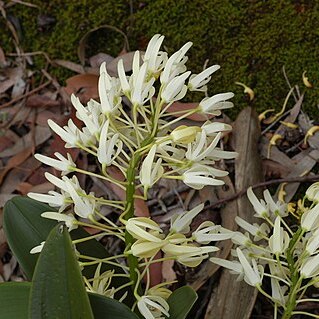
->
[53, 59, 85, 74]
[0, 126, 51, 158]
[64, 74, 98, 103]
[89, 53, 114, 68]
[0, 147, 32, 185]
[0, 67, 23, 94]
[26, 94, 61, 108]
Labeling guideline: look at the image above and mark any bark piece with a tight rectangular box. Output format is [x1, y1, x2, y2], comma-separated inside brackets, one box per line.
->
[205, 107, 263, 319]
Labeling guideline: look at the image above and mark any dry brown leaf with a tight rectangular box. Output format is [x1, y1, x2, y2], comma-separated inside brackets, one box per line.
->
[205, 107, 262, 319]
[0, 67, 23, 94]
[0, 194, 15, 208]
[106, 52, 137, 76]
[89, 53, 114, 68]
[275, 149, 319, 202]
[0, 46, 6, 67]
[53, 59, 85, 74]
[0, 126, 51, 158]
[0, 147, 32, 185]
[26, 94, 61, 108]
[64, 74, 98, 103]
[162, 259, 177, 283]
[0, 135, 14, 152]
[0, 156, 41, 194]
[27, 182, 54, 194]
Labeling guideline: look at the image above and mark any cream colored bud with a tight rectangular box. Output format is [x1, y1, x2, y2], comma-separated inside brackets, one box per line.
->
[170, 125, 201, 144]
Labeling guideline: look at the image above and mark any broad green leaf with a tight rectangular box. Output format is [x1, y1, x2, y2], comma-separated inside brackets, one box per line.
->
[29, 224, 94, 319]
[0, 282, 30, 319]
[4, 197, 123, 277]
[89, 293, 140, 319]
[167, 286, 197, 319]
[3, 196, 57, 279]
[4, 196, 134, 305]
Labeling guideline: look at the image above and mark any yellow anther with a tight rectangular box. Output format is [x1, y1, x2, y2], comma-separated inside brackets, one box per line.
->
[267, 134, 283, 158]
[258, 109, 275, 121]
[279, 121, 298, 129]
[278, 182, 287, 202]
[235, 81, 254, 101]
[287, 202, 296, 214]
[304, 126, 319, 144]
[302, 71, 313, 88]
[170, 125, 202, 144]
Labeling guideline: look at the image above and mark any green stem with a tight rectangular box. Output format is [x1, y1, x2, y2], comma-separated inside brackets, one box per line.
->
[282, 227, 304, 319]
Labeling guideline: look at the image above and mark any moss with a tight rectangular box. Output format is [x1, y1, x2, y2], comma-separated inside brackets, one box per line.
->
[1, 0, 319, 117]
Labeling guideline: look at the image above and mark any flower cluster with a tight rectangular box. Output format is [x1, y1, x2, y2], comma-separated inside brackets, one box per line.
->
[27, 34, 236, 319]
[210, 184, 319, 318]
[126, 204, 232, 267]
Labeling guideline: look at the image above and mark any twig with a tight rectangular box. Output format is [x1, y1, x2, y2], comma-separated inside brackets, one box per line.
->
[0, 80, 51, 110]
[206, 174, 319, 210]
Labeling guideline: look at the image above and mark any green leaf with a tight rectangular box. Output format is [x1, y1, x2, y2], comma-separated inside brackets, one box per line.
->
[167, 286, 197, 319]
[4, 196, 134, 305]
[29, 224, 94, 319]
[0, 282, 30, 319]
[3, 196, 57, 279]
[0, 283, 139, 319]
[89, 293, 140, 319]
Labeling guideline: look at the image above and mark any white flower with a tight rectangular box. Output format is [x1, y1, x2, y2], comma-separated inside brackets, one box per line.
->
[201, 121, 232, 136]
[182, 167, 224, 190]
[306, 182, 319, 203]
[198, 92, 234, 115]
[170, 203, 204, 234]
[247, 187, 268, 218]
[97, 120, 123, 167]
[71, 94, 99, 136]
[300, 254, 319, 278]
[269, 216, 290, 255]
[143, 34, 166, 76]
[41, 212, 78, 231]
[48, 119, 79, 147]
[64, 177, 96, 219]
[98, 63, 122, 115]
[301, 204, 319, 232]
[160, 41, 192, 85]
[131, 240, 165, 258]
[235, 216, 269, 241]
[117, 58, 130, 94]
[34, 152, 75, 175]
[306, 228, 319, 255]
[210, 257, 243, 278]
[185, 131, 221, 162]
[237, 248, 263, 287]
[231, 231, 252, 247]
[163, 244, 218, 267]
[263, 189, 288, 219]
[28, 190, 69, 212]
[131, 62, 155, 107]
[161, 71, 191, 103]
[192, 221, 233, 244]
[139, 145, 163, 194]
[137, 295, 169, 319]
[125, 217, 163, 242]
[44, 172, 69, 192]
[188, 65, 220, 92]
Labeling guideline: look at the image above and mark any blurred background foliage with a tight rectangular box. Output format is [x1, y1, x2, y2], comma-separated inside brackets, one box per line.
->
[1, 0, 318, 117]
